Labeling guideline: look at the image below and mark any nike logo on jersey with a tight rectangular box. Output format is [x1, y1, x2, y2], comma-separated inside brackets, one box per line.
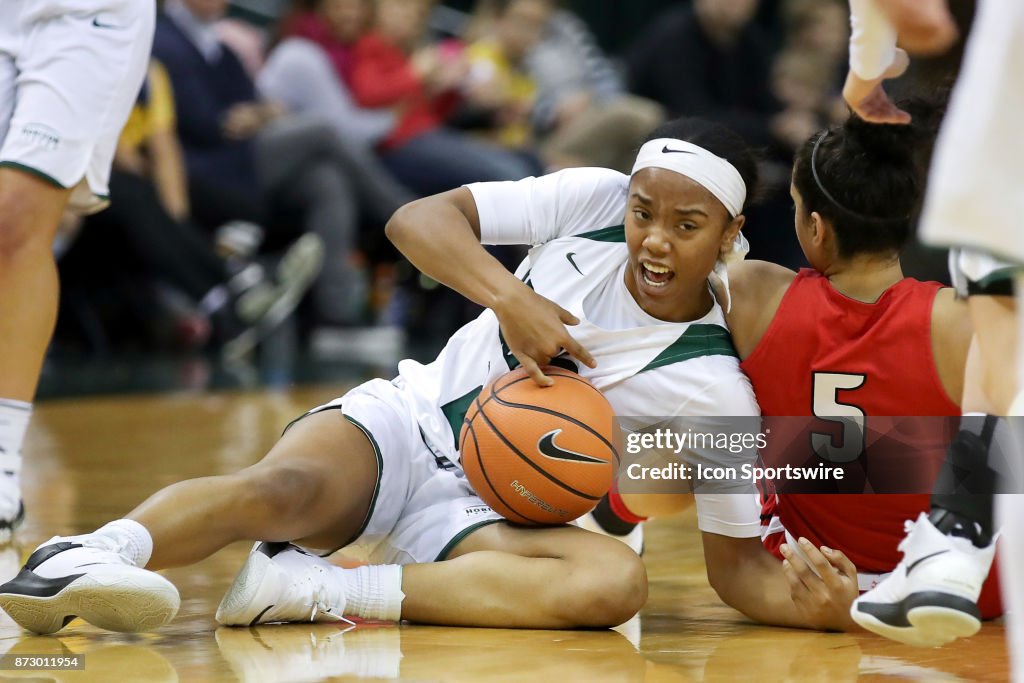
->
[92, 16, 118, 29]
[662, 146, 697, 155]
[566, 252, 583, 275]
[537, 429, 605, 464]
[906, 550, 950, 575]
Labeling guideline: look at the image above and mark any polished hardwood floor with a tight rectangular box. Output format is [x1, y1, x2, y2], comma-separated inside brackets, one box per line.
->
[0, 387, 1010, 682]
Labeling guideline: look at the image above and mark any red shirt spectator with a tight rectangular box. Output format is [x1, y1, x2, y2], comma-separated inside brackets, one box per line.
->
[350, 32, 461, 150]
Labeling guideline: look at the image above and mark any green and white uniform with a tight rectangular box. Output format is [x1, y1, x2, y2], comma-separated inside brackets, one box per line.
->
[0, 0, 155, 213]
[303, 168, 762, 565]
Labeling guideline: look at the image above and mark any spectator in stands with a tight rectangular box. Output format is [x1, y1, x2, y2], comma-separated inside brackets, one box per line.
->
[523, 1, 664, 173]
[262, 0, 398, 151]
[64, 61, 323, 355]
[154, 0, 411, 329]
[349, 0, 537, 196]
[627, 0, 816, 154]
[461, 0, 549, 166]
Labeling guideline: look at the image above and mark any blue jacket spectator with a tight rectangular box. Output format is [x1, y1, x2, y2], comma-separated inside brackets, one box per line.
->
[153, 1, 262, 199]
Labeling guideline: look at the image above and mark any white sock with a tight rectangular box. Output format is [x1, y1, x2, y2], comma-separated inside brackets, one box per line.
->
[338, 565, 405, 622]
[0, 399, 31, 466]
[0, 399, 30, 513]
[77, 519, 155, 568]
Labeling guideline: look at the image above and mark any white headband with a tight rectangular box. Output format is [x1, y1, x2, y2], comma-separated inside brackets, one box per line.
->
[630, 139, 747, 217]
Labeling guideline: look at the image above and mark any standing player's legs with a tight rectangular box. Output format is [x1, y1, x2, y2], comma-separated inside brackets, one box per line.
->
[0, 0, 155, 534]
[0, 171, 68, 532]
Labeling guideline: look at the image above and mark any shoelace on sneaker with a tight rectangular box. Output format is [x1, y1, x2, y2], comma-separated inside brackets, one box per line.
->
[299, 563, 349, 624]
[897, 518, 919, 555]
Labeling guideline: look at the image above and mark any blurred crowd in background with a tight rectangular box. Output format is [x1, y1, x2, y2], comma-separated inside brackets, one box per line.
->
[52, 0, 859, 365]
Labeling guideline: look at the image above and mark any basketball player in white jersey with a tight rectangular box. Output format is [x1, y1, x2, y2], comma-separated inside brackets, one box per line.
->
[0, 118, 853, 634]
[841, 0, 1024, 672]
[0, 1, 156, 536]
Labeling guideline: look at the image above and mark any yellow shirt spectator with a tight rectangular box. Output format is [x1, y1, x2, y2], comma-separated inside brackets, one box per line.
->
[119, 60, 177, 154]
[465, 40, 536, 149]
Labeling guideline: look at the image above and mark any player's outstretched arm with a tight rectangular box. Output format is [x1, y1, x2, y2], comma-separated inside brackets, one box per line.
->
[845, 0, 913, 124]
[386, 189, 595, 385]
[386, 188, 523, 311]
[702, 532, 859, 631]
[872, 0, 958, 55]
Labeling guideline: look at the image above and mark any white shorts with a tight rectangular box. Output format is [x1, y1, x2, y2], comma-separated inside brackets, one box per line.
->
[298, 379, 504, 565]
[949, 249, 1019, 297]
[0, 0, 155, 214]
[918, 0, 1024, 265]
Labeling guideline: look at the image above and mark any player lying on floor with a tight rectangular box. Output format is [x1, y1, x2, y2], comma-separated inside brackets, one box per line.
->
[587, 105, 1004, 633]
[0, 117, 847, 633]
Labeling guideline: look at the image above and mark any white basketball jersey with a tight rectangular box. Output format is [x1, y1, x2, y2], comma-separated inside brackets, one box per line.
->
[395, 168, 759, 474]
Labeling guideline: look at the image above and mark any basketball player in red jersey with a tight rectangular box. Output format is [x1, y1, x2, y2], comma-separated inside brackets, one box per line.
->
[723, 106, 1005, 642]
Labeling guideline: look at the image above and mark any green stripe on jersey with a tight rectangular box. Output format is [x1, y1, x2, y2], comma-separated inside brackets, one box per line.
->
[578, 225, 625, 242]
[639, 324, 737, 373]
[441, 385, 484, 448]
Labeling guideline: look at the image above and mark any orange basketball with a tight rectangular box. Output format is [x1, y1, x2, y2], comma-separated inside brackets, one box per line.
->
[460, 366, 620, 526]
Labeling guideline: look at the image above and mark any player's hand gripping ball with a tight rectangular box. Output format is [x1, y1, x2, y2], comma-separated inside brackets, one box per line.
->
[460, 366, 621, 525]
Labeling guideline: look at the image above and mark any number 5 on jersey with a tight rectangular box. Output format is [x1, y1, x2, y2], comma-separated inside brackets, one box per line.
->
[811, 372, 866, 464]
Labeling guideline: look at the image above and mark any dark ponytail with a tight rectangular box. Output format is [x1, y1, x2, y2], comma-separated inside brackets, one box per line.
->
[792, 96, 944, 259]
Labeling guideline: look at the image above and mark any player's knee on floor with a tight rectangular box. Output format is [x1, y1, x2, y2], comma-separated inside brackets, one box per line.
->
[560, 542, 648, 627]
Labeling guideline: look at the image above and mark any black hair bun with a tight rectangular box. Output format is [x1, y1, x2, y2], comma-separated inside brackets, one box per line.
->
[842, 93, 947, 165]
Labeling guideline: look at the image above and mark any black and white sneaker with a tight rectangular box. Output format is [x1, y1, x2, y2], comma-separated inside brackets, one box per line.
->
[0, 540, 179, 634]
[851, 513, 995, 647]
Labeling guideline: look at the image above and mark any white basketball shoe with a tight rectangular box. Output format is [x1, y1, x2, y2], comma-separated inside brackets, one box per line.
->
[850, 513, 996, 647]
[0, 540, 180, 634]
[216, 542, 347, 626]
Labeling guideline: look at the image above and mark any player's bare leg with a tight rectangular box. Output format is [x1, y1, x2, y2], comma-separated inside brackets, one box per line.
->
[0, 411, 380, 633]
[217, 519, 645, 630]
[398, 523, 646, 628]
[131, 412, 380, 570]
[0, 410, 645, 633]
[0, 169, 71, 536]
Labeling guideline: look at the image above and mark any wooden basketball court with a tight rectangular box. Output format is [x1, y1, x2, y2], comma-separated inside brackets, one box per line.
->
[0, 387, 1010, 681]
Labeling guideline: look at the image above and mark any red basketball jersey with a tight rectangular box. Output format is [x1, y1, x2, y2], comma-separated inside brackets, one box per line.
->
[741, 269, 1001, 618]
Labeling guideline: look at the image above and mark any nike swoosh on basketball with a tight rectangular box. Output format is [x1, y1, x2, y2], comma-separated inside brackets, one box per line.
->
[566, 252, 583, 275]
[537, 430, 605, 464]
[661, 146, 697, 155]
[906, 550, 950, 575]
